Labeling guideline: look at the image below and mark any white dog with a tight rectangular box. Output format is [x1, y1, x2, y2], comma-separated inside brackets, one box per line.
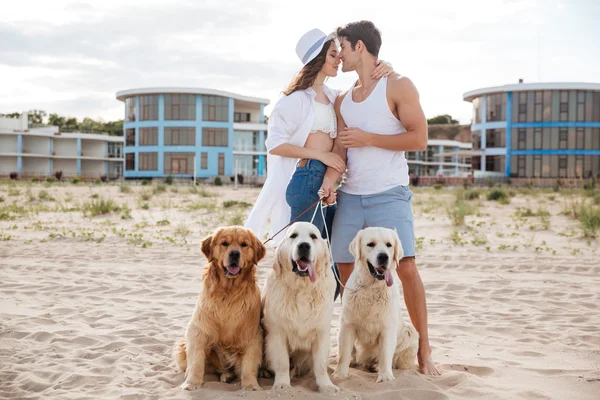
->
[333, 227, 419, 383]
[261, 221, 339, 394]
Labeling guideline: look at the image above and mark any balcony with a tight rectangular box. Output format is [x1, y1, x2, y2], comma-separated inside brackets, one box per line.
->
[233, 144, 266, 154]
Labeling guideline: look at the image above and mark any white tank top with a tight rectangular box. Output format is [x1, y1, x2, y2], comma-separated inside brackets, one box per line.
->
[339, 77, 409, 195]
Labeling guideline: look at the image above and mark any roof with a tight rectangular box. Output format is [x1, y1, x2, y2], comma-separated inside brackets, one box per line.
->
[463, 82, 600, 102]
[116, 87, 270, 105]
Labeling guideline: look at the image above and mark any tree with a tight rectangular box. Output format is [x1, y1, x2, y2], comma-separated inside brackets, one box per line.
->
[48, 113, 66, 128]
[28, 109, 47, 124]
[427, 114, 458, 125]
[2, 112, 21, 118]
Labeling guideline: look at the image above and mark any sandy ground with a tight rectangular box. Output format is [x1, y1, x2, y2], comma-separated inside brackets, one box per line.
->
[1, 181, 599, 400]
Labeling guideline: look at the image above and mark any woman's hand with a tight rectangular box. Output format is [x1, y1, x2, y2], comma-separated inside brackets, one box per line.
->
[372, 59, 394, 80]
[318, 151, 346, 173]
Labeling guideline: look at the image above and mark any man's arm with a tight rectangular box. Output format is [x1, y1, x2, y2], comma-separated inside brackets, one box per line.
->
[320, 93, 348, 203]
[338, 75, 428, 152]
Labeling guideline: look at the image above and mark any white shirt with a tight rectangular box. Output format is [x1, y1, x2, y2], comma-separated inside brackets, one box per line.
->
[245, 85, 341, 246]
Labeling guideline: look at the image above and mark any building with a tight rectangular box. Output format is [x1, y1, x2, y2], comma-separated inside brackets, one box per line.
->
[406, 124, 472, 177]
[0, 113, 124, 179]
[463, 82, 600, 180]
[115, 88, 269, 181]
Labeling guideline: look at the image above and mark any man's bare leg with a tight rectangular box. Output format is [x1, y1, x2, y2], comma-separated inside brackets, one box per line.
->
[396, 257, 440, 376]
[337, 262, 354, 298]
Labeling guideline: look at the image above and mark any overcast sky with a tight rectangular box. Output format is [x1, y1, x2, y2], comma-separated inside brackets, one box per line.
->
[1, 0, 598, 124]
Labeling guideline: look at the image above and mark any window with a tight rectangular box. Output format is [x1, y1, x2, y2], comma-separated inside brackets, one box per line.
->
[534, 128, 543, 150]
[125, 128, 135, 146]
[139, 152, 158, 171]
[201, 152, 208, 169]
[473, 97, 481, 124]
[575, 156, 584, 178]
[559, 91, 569, 121]
[486, 129, 505, 148]
[559, 156, 567, 178]
[486, 93, 505, 121]
[472, 156, 481, 171]
[517, 156, 526, 177]
[559, 129, 568, 149]
[139, 127, 158, 146]
[125, 97, 136, 122]
[165, 94, 196, 120]
[534, 91, 543, 122]
[125, 153, 135, 171]
[202, 128, 228, 146]
[140, 95, 159, 121]
[577, 91, 585, 122]
[165, 127, 195, 146]
[472, 131, 481, 149]
[576, 128, 585, 149]
[234, 112, 251, 122]
[518, 92, 527, 122]
[218, 153, 225, 175]
[533, 156, 542, 177]
[203, 95, 229, 121]
[164, 152, 194, 175]
[518, 129, 526, 150]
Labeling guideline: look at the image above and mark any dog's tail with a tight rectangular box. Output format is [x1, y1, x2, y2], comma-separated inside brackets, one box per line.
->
[393, 323, 419, 370]
[172, 338, 187, 372]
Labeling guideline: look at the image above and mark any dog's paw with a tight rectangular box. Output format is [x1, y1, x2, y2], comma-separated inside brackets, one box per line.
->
[220, 372, 235, 383]
[318, 383, 341, 395]
[179, 380, 202, 390]
[272, 381, 292, 390]
[242, 382, 262, 391]
[332, 368, 349, 379]
[376, 371, 395, 383]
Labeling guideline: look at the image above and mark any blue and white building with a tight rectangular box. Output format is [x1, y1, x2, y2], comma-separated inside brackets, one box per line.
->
[115, 88, 269, 180]
[463, 82, 600, 179]
[406, 139, 472, 177]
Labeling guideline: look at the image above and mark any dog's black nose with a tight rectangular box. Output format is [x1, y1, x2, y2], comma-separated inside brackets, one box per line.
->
[298, 242, 311, 254]
[377, 253, 389, 265]
[229, 250, 240, 263]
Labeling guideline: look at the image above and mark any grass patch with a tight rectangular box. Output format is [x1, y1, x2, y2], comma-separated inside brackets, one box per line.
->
[38, 190, 54, 201]
[141, 203, 150, 210]
[121, 205, 133, 220]
[140, 191, 152, 201]
[446, 191, 478, 227]
[464, 190, 480, 200]
[189, 186, 218, 197]
[183, 202, 217, 212]
[487, 188, 508, 202]
[0, 196, 4, 203]
[223, 200, 252, 208]
[175, 223, 191, 236]
[7, 188, 20, 196]
[152, 184, 167, 195]
[119, 184, 132, 193]
[82, 198, 120, 216]
[90, 193, 100, 199]
[157, 219, 170, 226]
[228, 212, 245, 225]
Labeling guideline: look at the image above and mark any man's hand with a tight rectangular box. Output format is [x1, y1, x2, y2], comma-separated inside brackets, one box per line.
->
[318, 178, 337, 206]
[339, 127, 373, 149]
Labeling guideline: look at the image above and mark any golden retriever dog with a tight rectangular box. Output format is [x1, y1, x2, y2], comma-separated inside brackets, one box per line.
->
[333, 227, 419, 383]
[172, 226, 266, 391]
[261, 221, 339, 394]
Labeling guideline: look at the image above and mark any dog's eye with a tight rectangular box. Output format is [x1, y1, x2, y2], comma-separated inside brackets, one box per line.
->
[386, 242, 392, 248]
[241, 242, 248, 247]
[290, 233, 298, 239]
[221, 241, 229, 246]
[310, 233, 317, 239]
[367, 242, 375, 247]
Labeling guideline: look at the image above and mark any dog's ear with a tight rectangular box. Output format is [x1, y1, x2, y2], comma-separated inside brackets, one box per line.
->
[250, 230, 266, 264]
[201, 234, 213, 260]
[349, 231, 362, 261]
[273, 241, 285, 277]
[392, 230, 404, 264]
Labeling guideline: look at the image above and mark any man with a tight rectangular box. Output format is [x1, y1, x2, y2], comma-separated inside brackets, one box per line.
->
[319, 20, 440, 376]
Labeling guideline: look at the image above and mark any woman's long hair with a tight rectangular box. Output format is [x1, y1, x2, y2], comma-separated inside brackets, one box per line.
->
[283, 39, 334, 96]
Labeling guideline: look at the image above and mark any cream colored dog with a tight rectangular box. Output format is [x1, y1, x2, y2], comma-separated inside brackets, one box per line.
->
[261, 221, 339, 394]
[333, 227, 419, 383]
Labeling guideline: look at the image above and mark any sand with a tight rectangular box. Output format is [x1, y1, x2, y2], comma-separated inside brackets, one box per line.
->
[1, 182, 599, 400]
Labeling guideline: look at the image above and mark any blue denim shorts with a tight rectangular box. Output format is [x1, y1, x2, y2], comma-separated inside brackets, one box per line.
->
[331, 185, 416, 263]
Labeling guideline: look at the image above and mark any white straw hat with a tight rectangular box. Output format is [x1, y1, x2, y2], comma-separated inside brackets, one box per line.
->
[295, 28, 337, 65]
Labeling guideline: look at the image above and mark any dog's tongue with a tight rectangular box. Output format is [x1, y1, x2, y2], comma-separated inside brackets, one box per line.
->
[384, 269, 393, 287]
[297, 260, 316, 283]
[226, 265, 240, 275]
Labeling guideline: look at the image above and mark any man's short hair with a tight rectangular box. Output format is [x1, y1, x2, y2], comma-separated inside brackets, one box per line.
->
[336, 20, 382, 57]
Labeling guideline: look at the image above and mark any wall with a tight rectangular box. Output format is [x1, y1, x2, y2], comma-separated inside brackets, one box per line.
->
[0, 135, 18, 153]
[81, 160, 105, 177]
[22, 136, 51, 155]
[21, 157, 49, 176]
[81, 139, 106, 158]
[53, 159, 77, 177]
[54, 139, 77, 156]
[233, 104, 261, 123]
[0, 114, 28, 131]
[0, 156, 17, 175]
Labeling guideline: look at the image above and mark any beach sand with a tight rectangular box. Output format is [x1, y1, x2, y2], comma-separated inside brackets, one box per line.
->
[1, 182, 599, 399]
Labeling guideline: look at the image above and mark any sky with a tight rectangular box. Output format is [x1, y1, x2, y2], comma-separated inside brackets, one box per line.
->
[0, 0, 598, 124]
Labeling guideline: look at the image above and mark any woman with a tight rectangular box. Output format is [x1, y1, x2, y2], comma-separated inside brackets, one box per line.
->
[245, 29, 393, 298]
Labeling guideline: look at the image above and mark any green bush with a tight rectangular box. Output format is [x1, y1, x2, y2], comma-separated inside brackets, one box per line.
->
[141, 179, 150, 186]
[214, 177, 223, 186]
[487, 188, 508, 202]
[464, 190, 480, 200]
[433, 183, 443, 190]
[82, 198, 120, 216]
[164, 175, 174, 185]
[71, 178, 80, 184]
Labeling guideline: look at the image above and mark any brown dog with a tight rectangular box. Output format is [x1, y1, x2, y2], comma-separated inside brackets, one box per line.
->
[173, 226, 266, 391]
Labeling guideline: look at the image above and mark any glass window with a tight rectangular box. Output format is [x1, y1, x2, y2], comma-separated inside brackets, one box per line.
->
[558, 156, 567, 178]
[534, 128, 543, 149]
[125, 97, 136, 122]
[202, 128, 229, 147]
[472, 131, 481, 149]
[140, 95, 159, 121]
[559, 128, 568, 149]
[543, 91, 552, 121]
[125, 153, 135, 171]
[164, 152, 194, 175]
[518, 129, 526, 150]
[576, 128, 585, 149]
[533, 155, 542, 177]
[486, 93, 506, 121]
[201, 152, 208, 169]
[473, 97, 481, 124]
[234, 112, 251, 122]
[472, 156, 481, 171]
[517, 156, 526, 177]
[577, 91, 585, 122]
[202, 96, 229, 122]
[126, 128, 135, 146]
[165, 94, 196, 120]
[139, 152, 158, 171]
[139, 127, 158, 146]
[165, 127, 195, 146]
[518, 92, 527, 122]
